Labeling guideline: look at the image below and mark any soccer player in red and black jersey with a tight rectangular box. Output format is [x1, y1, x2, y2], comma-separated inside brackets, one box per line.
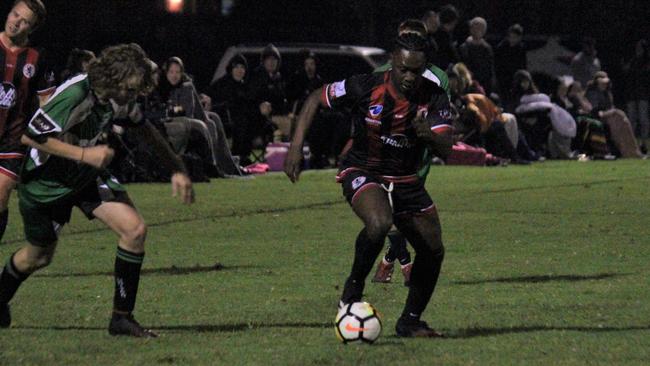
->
[0, 0, 54, 245]
[285, 33, 453, 337]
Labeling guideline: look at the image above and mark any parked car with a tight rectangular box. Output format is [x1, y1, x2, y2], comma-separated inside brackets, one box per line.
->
[210, 43, 389, 84]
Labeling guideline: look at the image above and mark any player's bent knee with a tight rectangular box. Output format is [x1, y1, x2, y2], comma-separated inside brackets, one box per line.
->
[121, 221, 147, 249]
[23, 251, 54, 272]
[365, 216, 393, 243]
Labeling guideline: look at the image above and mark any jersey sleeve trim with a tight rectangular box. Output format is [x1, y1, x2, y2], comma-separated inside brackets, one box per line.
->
[431, 124, 453, 135]
[321, 84, 332, 108]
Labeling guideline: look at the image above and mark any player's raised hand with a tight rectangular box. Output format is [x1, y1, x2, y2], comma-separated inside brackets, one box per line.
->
[413, 109, 433, 141]
[284, 146, 303, 183]
[80, 145, 115, 169]
[171, 172, 195, 204]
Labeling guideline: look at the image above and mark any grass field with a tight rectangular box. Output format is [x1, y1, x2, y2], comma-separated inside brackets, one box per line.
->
[1, 160, 649, 365]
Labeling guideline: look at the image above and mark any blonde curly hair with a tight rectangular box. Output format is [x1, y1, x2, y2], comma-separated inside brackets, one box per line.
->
[87, 43, 157, 100]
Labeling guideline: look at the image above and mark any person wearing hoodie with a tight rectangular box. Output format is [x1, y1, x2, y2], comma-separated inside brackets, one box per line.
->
[250, 43, 291, 142]
[209, 53, 263, 167]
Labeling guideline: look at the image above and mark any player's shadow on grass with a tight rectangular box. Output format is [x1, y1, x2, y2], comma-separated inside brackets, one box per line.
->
[33, 263, 257, 278]
[16, 321, 332, 333]
[444, 324, 650, 339]
[451, 272, 628, 285]
[154, 322, 332, 332]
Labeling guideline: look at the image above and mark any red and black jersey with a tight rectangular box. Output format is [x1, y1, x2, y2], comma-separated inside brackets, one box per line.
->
[0, 41, 56, 153]
[321, 71, 453, 177]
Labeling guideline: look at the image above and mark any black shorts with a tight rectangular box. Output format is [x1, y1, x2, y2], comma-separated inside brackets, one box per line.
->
[0, 152, 25, 180]
[338, 168, 436, 216]
[20, 179, 134, 247]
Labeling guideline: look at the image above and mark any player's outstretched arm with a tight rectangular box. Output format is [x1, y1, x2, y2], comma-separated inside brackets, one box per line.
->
[21, 134, 115, 169]
[132, 120, 195, 204]
[284, 88, 323, 183]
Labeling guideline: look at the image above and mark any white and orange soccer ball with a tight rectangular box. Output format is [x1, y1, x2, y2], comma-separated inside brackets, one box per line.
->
[335, 302, 382, 344]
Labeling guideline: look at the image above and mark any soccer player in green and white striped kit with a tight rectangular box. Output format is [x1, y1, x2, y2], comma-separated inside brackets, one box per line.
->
[0, 44, 194, 337]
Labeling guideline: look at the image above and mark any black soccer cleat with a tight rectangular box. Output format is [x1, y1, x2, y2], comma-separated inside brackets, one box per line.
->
[108, 313, 158, 338]
[395, 317, 444, 338]
[0, 303, 10, 328]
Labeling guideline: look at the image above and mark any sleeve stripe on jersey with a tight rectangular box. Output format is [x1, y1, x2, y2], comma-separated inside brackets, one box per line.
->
[423, 69, 442, 87]
[321, 84, 332, 108]
[431, 124, 453, 134]
[44, 73, 87, 106]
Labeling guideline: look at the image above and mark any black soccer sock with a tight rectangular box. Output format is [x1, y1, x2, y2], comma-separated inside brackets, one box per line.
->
[341, 228, 386, 304]
[0, 253, 30, 304]
[113, 247, 144, 314]
[0, 209, 8, 243]
[386, 230, 411, 265]
[401, 246, 445, 320]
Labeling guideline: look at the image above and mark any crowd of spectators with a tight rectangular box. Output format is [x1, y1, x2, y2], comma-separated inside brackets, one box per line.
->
[53, 5, 649, 181]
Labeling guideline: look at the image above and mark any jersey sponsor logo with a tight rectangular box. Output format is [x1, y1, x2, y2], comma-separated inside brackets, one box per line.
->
[351, 176, 366, 190]
[23, 63, 35, 78]
[329, 80, 347, 100]
[0, 82, 17, 109]
[380, 134, 412, 149]
[368, 104, 383, 117]
[29, 112, 57, 134]
[364, 117, 381, 125]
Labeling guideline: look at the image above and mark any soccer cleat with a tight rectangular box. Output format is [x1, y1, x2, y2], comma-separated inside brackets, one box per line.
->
[108, 313, 158, 338]
[395, 317, 444, 338]
[371, 259, 394, 283]
[0, 303, 10, 328]
[401, 262, 413, 287]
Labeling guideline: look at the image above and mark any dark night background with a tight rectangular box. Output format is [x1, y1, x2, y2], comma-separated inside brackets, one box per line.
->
[3, 0, 649, 95]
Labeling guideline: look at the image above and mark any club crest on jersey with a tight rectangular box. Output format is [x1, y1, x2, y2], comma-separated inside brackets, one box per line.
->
[351, 176, 366, 190]
[29, 112, 58, 134]
[0, 82, 16, 109]
[23, 63, 35, 78]
[368, 105, 383, 118]
[438, 108, 452, 121]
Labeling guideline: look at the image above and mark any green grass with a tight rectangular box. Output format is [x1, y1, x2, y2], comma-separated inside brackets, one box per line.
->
[1, 160, 650, 365]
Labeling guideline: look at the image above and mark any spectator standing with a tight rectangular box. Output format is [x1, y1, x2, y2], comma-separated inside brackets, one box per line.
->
[459, 17, 496, 94]
[432, 4, 460, 70]
[570, 37, 601, 87]
[287, 50, 329, 167]
[495, 24, 526, 96]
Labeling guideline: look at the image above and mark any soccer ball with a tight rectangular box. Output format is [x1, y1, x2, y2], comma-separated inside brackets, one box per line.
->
[335, 302, 382, 344]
